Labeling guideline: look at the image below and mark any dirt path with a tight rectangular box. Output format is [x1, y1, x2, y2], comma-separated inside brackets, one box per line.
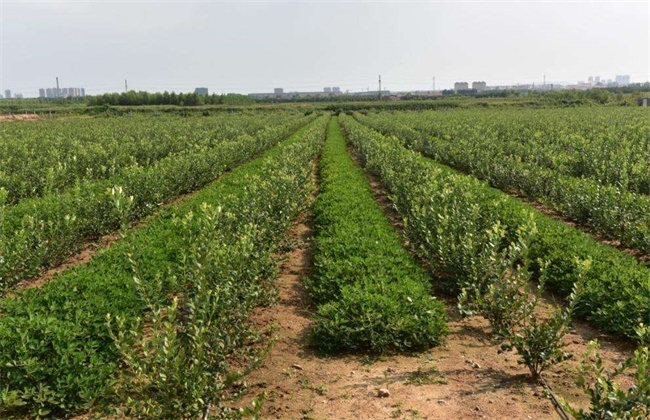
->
[241, 148, 636, 419]
[0, 114, 39, 122]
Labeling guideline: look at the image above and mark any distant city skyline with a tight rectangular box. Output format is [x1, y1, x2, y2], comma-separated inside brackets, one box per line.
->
[1, 1, 648, 97]
[2, 72, 645, 99]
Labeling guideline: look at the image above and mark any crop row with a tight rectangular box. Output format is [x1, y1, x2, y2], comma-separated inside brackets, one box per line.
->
[307, 117, 446, 353]
[0, 112, 302, 205]
[340, 114, 650, 340]
[355, 109, 650, 256]
[0, 115, 329, 417]
[0, 113, 314, 290]
[360, 108, 650, 194]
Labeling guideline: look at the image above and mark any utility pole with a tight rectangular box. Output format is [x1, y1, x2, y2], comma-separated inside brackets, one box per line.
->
[56, 77, 60, 98]
[378, 74, 382, 100]
[125, 79, 128, 93]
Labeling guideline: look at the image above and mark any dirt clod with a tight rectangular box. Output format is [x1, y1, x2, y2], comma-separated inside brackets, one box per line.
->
[377, 388, 390, 398]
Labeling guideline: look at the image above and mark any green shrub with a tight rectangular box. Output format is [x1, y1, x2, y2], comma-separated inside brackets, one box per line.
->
[562, 324, 650, 419]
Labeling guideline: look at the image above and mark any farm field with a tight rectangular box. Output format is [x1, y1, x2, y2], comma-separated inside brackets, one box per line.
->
[355, 108, 650, 256]
[341, 112, 650, 340]
[0, 109, 648, 418]
[0, 111, 313, 290]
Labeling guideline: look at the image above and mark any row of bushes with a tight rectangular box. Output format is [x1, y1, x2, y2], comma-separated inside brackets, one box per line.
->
[0, 114, 315, 290]
[0, 116, 329, 417]
[355, 109, 650, 255]
[0, 112, 291, 205]
[307, 118, 447, 353]
[340, 114, 650, 340]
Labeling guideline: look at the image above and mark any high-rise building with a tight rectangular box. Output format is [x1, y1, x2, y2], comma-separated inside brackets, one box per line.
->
[274, 88, 284, 94]
[454, 82, 469, 91]
[588, 76, 593, 83]
[332, 87, 341, 93]
[4, 89, 11, 99]
[194, 87, 209, 95]
[324, 87, 332, 93]
[41, 86, 85, 98]
[615, 75, 630, 86]
[472, 81, 487, 91]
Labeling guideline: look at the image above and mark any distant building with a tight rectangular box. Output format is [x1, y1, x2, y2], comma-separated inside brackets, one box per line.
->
[324, 87, 332, 93]
[41, 86, 85, 98]
[454, 82, 469, 91]
[639, 97, 650, 107]
[349, 90, 390, 97]
[4, 89, 11, 99]
[566, 83, 592, 91]
[248, 88, 376, 100]
[472, 81, 487, 91]
[194, 87, 209, 95]
[615, 75, 630, 86]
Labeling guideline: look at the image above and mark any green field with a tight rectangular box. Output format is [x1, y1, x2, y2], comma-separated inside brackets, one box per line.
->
[0, 106, 648, 416]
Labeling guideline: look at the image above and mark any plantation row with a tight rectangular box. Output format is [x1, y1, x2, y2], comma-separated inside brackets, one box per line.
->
[0, 116, 329, 417]
[355, 109, 650, 255]
[361, 108, 650, 193]
[308, 118, 446, 353]
[340, 114, 650, 340]
[0, 112, 303, 206]
[0, 112, 314, 290]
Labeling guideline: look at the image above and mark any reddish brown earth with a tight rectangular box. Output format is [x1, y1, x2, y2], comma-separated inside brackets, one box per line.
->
[238, 152, 636, 420]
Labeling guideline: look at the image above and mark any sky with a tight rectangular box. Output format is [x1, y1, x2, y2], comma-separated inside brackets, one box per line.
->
[1, 0, 649, 97]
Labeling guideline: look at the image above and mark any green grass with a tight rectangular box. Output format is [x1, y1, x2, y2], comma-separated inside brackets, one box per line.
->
[307, 117, 447, 354]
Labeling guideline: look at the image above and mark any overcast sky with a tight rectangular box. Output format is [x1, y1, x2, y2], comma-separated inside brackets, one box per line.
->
[1, 0, 648, 97]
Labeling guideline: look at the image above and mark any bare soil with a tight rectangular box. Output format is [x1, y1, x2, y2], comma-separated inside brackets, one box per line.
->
[239, 151, 636, 419]
[0, 114, 39, 122]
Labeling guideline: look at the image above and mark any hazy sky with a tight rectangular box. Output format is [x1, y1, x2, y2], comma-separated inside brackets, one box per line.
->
[1, 0, 649, 97]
